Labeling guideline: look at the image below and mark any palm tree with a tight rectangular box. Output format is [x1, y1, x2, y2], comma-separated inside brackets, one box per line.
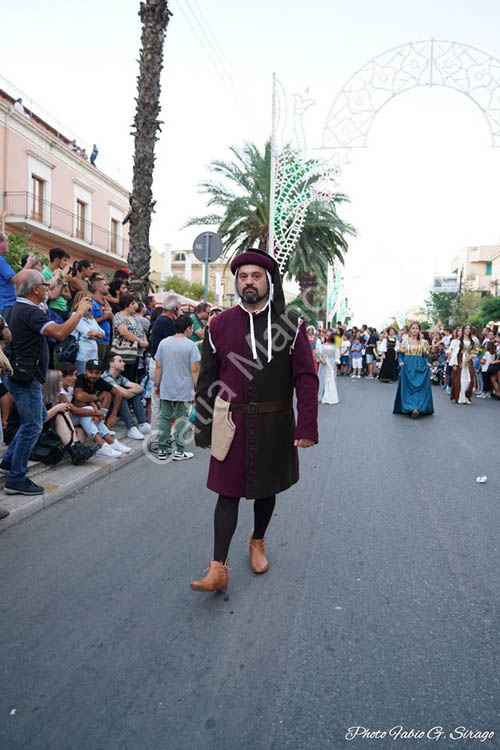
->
[127, 0, 172, 298]
[185, 141, 271, 256]
[285, 199, 355, 309]
[185, 140, 355, 309]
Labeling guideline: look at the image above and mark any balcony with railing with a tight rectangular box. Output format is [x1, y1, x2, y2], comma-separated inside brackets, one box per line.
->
[4, 191, 128, 259]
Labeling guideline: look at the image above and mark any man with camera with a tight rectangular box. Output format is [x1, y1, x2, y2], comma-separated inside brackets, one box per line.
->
[1, 271, 92, 497]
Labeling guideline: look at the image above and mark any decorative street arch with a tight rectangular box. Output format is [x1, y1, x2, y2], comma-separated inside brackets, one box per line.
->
[270, 39, 500, 279]
[321, 39, 500, 183]
[269, 39, 500, 324]
[323, 39, 500, 151]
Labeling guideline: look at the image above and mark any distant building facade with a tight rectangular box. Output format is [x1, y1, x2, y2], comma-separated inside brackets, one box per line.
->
[0, 84, 129, 273]
[451, 244, 500, 296]
[163, 246, 235, 307]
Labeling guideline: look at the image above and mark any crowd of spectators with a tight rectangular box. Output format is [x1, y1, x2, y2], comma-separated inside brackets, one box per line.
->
[308, 321, 500, 399]
[68, 140, 98, 165]
[0, 233, 214, 519]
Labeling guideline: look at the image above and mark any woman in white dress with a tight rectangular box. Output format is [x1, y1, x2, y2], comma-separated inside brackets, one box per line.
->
[321, 333, 340, 405]
[315, 333, 326, 401]
[449, 324, 476, 404]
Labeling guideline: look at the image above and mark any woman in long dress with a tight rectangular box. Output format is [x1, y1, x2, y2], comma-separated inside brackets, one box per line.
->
[314, 333, 326, 400]
[393, 322, 434, 418]
[449, 324, 476, 404]
[320, 333, 340, 404]
[378, 326, 399, 382]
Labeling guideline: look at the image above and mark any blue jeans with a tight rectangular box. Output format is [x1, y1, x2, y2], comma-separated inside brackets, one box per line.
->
[3, 375, 47, 481]
[118, 393, 147, 428]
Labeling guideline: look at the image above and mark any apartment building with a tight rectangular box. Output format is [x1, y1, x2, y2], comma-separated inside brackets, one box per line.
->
[165, 247, 235, 307]
[0, 82, 130, 273]
[450, 244, 500, 295]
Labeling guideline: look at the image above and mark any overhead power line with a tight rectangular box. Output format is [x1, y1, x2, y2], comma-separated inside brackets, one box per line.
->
[189, 0, 252, 112]
[174, 0, 253, 119]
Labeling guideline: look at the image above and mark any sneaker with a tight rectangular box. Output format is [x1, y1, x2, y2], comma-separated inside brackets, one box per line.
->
[0, 506, 9, 519]
[172, 451, 194, 461]
[138, 422, 152, 434]
[357, 375, 361, 379]
[107, 430, 116, 436]
[157, 449, 169, 461]
[4, 477, 45, 496]
[112, 440, 132, 454]
[96, 444, 122, 459]
[147, 439, 159, 454]
[0, 459, 11, 475]
[127, 426, 145, 440]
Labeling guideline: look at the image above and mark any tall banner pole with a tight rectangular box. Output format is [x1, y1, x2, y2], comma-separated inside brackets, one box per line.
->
[268, 72, 277, 256]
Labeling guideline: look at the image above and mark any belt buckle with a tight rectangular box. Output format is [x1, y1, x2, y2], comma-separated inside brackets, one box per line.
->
[248, 402, 258, 414]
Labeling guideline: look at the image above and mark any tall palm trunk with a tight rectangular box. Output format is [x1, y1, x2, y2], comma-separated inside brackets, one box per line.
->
[127, 0, 171, 298]
[298, 270, 318, 308]
[297, 271, 327, 320]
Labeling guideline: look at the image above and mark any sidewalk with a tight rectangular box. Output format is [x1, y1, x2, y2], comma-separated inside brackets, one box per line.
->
[0, 426, 146, 532]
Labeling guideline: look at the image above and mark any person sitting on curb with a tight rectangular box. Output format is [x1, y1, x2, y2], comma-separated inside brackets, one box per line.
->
[101, 352, 151, 440]
[2, 369, 99, 466]
[154, 314, 200, 461]
[71, 359, 131, 457]
[59, 361, 122, 458]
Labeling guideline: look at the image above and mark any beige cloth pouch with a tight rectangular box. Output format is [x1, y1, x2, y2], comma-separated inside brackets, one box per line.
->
[211, 396, 236, 461]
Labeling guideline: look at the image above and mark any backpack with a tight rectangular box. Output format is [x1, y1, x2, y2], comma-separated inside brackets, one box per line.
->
[55, 334, 79, 364]
[30, 428, 66, 465]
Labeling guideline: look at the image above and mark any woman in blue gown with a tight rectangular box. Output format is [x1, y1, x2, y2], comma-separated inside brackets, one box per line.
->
[393, 322, 434, 418]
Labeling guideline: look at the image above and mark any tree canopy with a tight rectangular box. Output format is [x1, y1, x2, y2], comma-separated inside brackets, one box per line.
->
[185, 140, 356, 314]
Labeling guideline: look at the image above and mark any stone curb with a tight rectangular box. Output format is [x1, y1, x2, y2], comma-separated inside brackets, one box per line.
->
[0, 438, 145, 532]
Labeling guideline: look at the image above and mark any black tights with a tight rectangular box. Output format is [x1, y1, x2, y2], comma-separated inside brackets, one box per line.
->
[213, 494, 276, 563]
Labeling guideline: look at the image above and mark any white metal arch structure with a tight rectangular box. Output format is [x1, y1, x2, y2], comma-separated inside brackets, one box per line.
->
[271, 40, 500, 274]
[322, 38, 500, 159]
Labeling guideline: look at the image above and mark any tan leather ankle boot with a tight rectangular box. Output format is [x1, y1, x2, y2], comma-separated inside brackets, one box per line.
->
[249, 536, 269, 574]
[190, 560, 229, 592]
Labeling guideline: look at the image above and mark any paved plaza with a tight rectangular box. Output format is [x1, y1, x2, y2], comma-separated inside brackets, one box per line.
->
[1, 379, 499, 750]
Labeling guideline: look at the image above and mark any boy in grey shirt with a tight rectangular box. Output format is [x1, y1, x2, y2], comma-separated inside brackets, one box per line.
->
[154, 314, 201, 460]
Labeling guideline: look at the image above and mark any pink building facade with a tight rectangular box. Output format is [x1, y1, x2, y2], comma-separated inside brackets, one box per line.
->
[0, 87, 130, 273]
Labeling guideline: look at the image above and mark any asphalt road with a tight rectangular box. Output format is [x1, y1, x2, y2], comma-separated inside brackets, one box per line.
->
[1, 379, 499, 750]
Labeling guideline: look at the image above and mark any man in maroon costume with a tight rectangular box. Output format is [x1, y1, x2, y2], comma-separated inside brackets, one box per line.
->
[190, 248, 319, 592]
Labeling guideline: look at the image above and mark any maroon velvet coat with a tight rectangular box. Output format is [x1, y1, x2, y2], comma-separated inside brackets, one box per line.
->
[195, 303, 319, 499]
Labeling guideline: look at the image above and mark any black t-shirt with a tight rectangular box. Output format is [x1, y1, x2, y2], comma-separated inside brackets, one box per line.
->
[150, 315, 176, 357]
[75, 374, 114, 396]
[8, 300, 50, 383]
[366, 334, 379, 352]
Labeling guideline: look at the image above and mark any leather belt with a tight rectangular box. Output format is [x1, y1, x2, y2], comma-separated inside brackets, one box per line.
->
[229, 400, 292, 414]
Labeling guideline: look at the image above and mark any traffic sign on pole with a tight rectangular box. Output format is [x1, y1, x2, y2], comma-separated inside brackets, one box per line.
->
[192, 232, 223, 301]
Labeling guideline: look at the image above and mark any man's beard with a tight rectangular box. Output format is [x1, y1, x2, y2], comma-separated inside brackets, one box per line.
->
[241, 287, 267, 304]
[239, 280, 269, 305]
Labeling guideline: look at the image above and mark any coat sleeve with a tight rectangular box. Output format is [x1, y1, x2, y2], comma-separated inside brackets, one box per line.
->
[194, 328, 220, 448]
[292, 322, 319, 443]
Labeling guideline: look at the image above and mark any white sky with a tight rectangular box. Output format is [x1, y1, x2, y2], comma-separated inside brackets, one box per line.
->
[2, 0, 500, 326]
